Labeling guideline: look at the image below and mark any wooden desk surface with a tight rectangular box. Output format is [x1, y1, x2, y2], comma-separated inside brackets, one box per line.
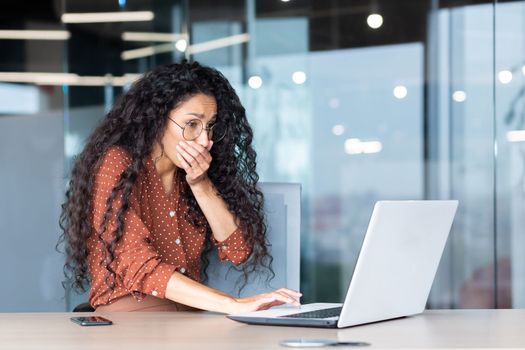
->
[1, 309, 524, 349]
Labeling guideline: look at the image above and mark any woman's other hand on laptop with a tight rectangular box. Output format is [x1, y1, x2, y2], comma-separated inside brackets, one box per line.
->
[227, 288, 302, 314]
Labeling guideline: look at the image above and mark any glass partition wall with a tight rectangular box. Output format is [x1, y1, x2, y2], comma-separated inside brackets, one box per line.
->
[495, 0, 525, 308]
[52, 0, 525, 310]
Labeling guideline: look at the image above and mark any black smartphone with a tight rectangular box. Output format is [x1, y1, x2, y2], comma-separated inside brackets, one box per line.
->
[70, 316, 113, 326]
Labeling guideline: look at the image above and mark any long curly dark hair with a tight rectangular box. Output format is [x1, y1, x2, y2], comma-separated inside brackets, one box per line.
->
[58, 60, 273, 295]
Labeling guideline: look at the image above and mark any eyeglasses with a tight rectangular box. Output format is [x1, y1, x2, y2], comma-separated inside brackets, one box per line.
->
[168, 117, 227, 143]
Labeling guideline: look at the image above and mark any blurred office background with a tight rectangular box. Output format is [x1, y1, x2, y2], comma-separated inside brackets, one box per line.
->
[0, 0, 524, 311]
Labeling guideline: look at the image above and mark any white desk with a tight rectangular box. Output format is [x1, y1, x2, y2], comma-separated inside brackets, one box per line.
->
[1, 310, 524, 349]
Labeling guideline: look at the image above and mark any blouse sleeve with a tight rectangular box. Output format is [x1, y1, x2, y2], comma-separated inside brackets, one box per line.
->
[91, 147, 177, 299]
[212, 227, 253, 265]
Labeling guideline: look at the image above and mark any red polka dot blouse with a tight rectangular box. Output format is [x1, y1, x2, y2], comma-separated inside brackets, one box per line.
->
[87, 146, 252, 308]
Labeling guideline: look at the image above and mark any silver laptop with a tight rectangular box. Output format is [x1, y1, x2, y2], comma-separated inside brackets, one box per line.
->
[228, 200, 458, 328]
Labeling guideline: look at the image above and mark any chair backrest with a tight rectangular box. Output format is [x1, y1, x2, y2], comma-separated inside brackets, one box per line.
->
[205, 182, 301, 297]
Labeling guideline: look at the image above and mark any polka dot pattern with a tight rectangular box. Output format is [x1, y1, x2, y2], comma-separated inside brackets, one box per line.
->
[87, 146, 252, 308]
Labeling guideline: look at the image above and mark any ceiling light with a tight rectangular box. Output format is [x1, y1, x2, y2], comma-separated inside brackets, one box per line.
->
[121, 45, 165, 61]
[248, 76, 262, 89]
[507, 130, 525, 142]
[175, 39, 187, 52]
[498, 70, 513, 84]
[0, 30, 70, 40]
[362, 141, 382, 154]
[292, 71, 307, 85]
[121, 33, 249, 60]
[344, 138, 382, 155]
[452, 90, 467, 102]
[187, 33, 249, 55]
[122, 32, 187, 42]
[367, 14, 383, 29]
[61, 11, 154, 24]
[332, 125, 345, 136]
[393, 85, 407, 99]
[0, 72, 141, 86]
[345, 138, 363, 154]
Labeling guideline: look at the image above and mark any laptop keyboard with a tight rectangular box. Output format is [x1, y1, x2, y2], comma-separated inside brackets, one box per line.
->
[281, 306, 342, 319]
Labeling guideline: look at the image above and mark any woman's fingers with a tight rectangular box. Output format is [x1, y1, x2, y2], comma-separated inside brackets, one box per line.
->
[179, 142, 207, 164]
[187, 140, 213, 163]
[232, 289, 302, 313]
[254, 297, 278, 310]
[270, 288, 302, 304]
[176, 144, 206, 174]
[278, 288, 302, 301]
[176, 144, 200, 167]
[180, 141, 212, 164]
[266, 291, 300, 306]
[274, 291, 301, 305]
[252, 297, 287, 311]
[176, 141, 213, 176]
[277, 288, 302, 296]
[176, 152, 192, 172]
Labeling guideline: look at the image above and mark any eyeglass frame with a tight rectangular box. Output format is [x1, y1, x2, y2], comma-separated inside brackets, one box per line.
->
[167, 116, 226, 142]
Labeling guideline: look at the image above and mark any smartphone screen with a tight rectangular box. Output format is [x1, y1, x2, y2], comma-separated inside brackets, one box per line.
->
[70, 316, 113, 326]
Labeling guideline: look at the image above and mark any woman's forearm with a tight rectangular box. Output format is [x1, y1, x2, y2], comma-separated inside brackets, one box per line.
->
[164, 271, 301, 314]
[164, 271, 234, 313]
[189, 178, 238, 242]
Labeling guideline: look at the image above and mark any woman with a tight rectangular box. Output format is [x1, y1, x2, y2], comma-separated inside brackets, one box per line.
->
[59, 61, 301, 312]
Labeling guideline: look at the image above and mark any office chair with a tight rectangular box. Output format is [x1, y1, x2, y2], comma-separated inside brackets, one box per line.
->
[206, 182, 301, 297]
